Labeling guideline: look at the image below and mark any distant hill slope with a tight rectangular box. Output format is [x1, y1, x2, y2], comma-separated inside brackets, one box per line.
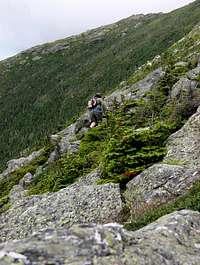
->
[0, 0, 200, 169]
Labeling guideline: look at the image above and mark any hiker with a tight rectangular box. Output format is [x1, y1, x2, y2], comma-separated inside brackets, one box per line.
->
[88, 93, 107, 128]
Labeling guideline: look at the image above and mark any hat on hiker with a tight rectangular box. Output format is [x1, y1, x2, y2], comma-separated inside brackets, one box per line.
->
[95, 93, 102, 98]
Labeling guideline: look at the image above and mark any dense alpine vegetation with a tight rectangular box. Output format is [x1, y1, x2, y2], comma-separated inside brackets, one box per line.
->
[0, 0, 200, 170]
[27, 21, 200, 194]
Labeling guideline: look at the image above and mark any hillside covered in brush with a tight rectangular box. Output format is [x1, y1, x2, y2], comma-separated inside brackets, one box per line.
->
[0, 15, 200, 224]
[0, 1, 200, 262]
[0, 0, 200, 170]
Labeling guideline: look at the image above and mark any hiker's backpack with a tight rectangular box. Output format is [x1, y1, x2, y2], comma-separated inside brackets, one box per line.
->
[88, 97, 97, 109]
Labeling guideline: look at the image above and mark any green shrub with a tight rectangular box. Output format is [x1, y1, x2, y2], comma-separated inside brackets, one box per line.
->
[0, 195, 11, 214]
[0, 144, 54, 209]
[99, 123, 176, 186]
[27, 52, 200, 194]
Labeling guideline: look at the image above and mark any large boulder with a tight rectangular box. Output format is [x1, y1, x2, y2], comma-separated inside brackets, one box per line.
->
[125, 106, 200, 215]
[124, 164, 199, 211]
[0, 183, 123, 242]
[0, 210, 199, 264]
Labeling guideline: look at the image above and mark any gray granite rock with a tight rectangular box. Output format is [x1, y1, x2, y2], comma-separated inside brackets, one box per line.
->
[106, 68, 165, 108]
[42, 43, 70, 54]
[9, 173, 34, 205]
[9, 185, 26, 205]
[0, 210, 199, 265]
[174, 61, 188, 67]
[55, 123, 77, 154]
[187, 66, 200, 79]
[0, 183, 122, 242]
[32, 55, 42, 61]
[19, 172, 33, 189]
[164, 105, 200, 167]
[75, 113, 91, 133]
[0, 149, 44, 179]
[47, 123, 81, 163]
[170, 77, 198, 99]
[49, 134, 61, 145]
[125, 164, 200, 217]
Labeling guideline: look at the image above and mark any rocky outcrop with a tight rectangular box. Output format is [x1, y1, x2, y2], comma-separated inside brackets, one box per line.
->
[19, 172, 34, 189]
[170, 77, 198, 99]
[48, 123, 81, 163]
[75, 113, 91, 133]
[0, 182, 122, 242]
[41, 43, 70, 54]
[0, 210, 199, 264]
[125, 164, 199, 211]
[0, 149, 44, 179]
[164, 105, 200, 166]
[9, 185, 26, 205]
[8, 172, 34, 204]
[106, 67, 165, 107]
[187, 65, 200, 79]
[125, 106, 200, 215]
[5, 169, 103, 237]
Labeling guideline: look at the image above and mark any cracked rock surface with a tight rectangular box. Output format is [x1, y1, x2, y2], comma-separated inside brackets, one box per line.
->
[0, 182, 122, 243]
[0, 210, 200, 265]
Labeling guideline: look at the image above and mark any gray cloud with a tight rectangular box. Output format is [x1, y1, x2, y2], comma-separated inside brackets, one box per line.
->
[0, 0, 194, 60]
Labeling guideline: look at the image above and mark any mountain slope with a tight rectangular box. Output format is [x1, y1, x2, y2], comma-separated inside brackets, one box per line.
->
[0, 1, 200, 170]
[0, 20, 199, 209]
[0, 14, 200, 265]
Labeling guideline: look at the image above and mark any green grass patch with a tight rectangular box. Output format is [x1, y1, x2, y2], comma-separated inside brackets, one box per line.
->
[163, 159, 187, 165]
[0, 144, 54, 211]
[28, 125, 108, 194]
[0, 195, 11, 214]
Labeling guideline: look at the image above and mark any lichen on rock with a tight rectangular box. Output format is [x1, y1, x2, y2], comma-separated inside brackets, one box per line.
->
[0, 210, 199, 265]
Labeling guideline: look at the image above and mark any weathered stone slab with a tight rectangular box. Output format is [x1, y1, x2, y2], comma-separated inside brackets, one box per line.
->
[0, 210, 199, 265]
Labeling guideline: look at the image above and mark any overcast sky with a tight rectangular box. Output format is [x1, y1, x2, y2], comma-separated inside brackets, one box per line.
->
[0, 0, 195, 60]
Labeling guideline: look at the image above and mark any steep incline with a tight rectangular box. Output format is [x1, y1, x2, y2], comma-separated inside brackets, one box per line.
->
[0, 0, 200, 169]
[0, 15, 200, 265]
